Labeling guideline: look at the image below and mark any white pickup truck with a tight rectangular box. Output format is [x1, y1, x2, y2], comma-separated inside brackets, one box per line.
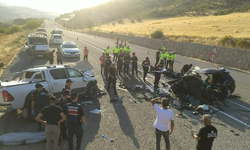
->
[0, 66, 97, 116]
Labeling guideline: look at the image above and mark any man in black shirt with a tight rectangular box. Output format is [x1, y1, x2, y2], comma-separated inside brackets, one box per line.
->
[194, 114, 217, 150]
[57, 90, 70, 141]
[117, 52, 124, 75]
[154, 60, 164, 91]
[131, 52, 138, 76]
[107, 62, 117, 95]
[105, 56, 112, 81]
[36, 96, 66, 150]
[47, 50, 55, 65]
[31, 83, 50, 131]
[65, 93, 87, 150]
[123, 53, 131, 75]
[155, 49, 161, 67]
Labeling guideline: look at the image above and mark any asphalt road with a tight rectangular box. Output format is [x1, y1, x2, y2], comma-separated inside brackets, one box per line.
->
[0, 20, 250, 150]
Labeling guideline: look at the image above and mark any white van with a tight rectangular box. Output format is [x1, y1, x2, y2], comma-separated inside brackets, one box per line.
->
[50, 34, 62, 45]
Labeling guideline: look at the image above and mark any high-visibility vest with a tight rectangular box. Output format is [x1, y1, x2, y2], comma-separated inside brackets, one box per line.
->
[114, 47, 119, 54]
[163, 51, 168, 58]
[105, 48, 110, 54]
[162, 45, 166, 51]
[126, 48, 131, 53]
[167, 54, 176, 60]
[160, 53, 165, 60]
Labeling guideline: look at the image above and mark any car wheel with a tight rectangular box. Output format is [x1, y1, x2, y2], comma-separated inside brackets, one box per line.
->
[227, 88, 233, 98]
[88, 84, 98, 99]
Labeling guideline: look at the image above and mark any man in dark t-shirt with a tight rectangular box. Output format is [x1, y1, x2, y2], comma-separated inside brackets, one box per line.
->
[194, 114, 217, 150]
[117, 52, 124, 75]
[107, 62, 117, 95]
[36, 96, 66, 150]
[131, 52, 138, 76]
[123, 53, 131, 75]
[105, 56, 112, 81]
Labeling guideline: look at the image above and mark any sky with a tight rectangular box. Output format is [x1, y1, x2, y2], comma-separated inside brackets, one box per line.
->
[0, 0, 111, 14]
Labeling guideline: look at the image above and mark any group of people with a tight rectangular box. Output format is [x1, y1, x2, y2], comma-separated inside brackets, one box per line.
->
[31, 79, 86, 150]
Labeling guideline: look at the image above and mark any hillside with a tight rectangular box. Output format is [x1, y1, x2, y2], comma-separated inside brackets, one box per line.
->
[56, 0, 250, 29]
[0, 3, 58, 22]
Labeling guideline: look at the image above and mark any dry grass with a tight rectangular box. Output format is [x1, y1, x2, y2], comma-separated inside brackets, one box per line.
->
[0, 32, 25, 75]
[93, 13, 250, 44]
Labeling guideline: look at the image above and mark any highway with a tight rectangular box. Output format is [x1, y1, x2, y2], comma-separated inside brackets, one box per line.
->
[0, 20, 249, 150]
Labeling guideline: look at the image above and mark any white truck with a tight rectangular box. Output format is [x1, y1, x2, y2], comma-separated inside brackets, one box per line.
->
[27, 34, 50, 57]
[0, 66, 97, 117]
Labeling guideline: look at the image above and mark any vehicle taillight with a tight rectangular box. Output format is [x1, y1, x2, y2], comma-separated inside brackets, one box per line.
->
[2, 90, 14, 102]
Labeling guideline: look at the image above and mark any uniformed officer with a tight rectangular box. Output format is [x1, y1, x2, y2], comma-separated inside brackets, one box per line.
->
[64, 93, 87, 150]
[57, 90, 70, 141]
[31, 83, 50, 131]
[117, 51, 124, 75]
[113, 45, 119, 62]
[105, 46, 110, 56]
[123, 53, 131, 75]
[62, 79, 73, 102]
[131, 52, 138, 76]
[166, 51, 176, 71]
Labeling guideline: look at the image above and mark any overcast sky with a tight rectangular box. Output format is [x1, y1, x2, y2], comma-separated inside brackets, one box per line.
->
[0, 0, 111, 14]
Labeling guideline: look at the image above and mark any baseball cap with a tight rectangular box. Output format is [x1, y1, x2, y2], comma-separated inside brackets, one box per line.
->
[71, 92, 79, 99]
[35, 83, 43, 88]
[66, 79, 73, 83]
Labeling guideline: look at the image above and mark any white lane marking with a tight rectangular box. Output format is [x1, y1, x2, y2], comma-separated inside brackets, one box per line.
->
[226, 100, 250, 111]
[209, 105, 250, 128]
[67, 33, 250, 128]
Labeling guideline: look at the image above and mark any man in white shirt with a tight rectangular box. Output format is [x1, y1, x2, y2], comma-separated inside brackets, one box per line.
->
[151, 97, 174, 150]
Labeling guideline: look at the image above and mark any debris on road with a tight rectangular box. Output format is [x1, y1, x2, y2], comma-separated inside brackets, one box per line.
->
[131, 85, 143, 91]
[80, 101, 93, 106]
[90, 109, 102, 114]
[102, 134, 106, 138]
[110, 139, 114, 142]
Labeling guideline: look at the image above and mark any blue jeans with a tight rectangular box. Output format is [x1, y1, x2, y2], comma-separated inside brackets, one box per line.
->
[156, 128, 170, 150]
[68, 123, 83, 150]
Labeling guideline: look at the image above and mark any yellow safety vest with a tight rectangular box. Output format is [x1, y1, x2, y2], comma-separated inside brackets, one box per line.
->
[114, 47, 119, 53]
[168, 54, 176, 60]
[105, 48, 110, 54]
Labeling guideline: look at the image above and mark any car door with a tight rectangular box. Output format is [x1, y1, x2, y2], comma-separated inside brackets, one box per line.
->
[65, 68, 88, 94]
[49, 68, 68, 98]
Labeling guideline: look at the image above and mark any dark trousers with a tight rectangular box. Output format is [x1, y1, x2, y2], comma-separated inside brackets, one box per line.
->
[60, 122, 67, 139]
[105, 67, 109, 80]
[124, 64, 129, 75]
[117, 63, 123, 75]
[166, 60, 174, 71]
[101, 64, 104, 74]
[155, 57, 160, 66]
[107, 78, 117, 95]
[113, 53, 118, 62]
[156, 128, 170, 150]
[68, 124, 83, 150]
[154, 72, 161, 90]
[132, 63, 138, 76]
[143, 67, 149, 80]
[49, 58, 53, 65]
[57, 59, 63, 65]
[84, 55, 88, 60]
[164, 58, 167, 66]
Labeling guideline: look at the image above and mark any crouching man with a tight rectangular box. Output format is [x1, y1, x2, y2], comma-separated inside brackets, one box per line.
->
[36, 96, 66, 150]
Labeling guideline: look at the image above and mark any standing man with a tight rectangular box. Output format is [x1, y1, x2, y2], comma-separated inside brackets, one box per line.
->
[107, 62, 117, 95]
[26, 46, 33, 65]
[57, 90, 70, 141]
[166, 52, 176, 71]
[113, 45, 119, 62]
[105, 56, 112, 81]
[151, 97, 174, 150]
[65, 93, 87, 150]
[56, 48, 63, 65]
[36, 96, 66, 150]
[83, 47, 89, 61]
[62, 79, 73, 102]
[194, 114, 217, 150]
[31, 83, 50, 131]
[131, 52, 138, 76]
[105, 46, 110, 56]
[142, 57, 150, 82]
[100, 53, 106, 74]
[117, 51, 124, 75]
[48, 50, 55, 65]
[155, 49, 161, 66]
[163, 50, 168, 67]
[154, 60, 164, 91]
[123, 53, 131, 75]
[126, 46, 131, 53]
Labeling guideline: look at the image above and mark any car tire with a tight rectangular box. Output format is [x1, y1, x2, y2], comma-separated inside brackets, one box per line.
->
[87, 84, 98, 99]
[227, 87, 233, 98]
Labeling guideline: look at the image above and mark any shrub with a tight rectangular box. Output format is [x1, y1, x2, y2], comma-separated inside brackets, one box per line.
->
[236, 39, 250, 49]
[0, 27, 6, 34]
[218, 36, 236, 46]
[25, 19, 43, 29]
[118, 20, 124, 24]
[130, 20, 135, 23]
[151, 30, 164, 39]
[112, 23, 116, 25]
[5, 25, 23, 34]
[137, 19, 143, 22]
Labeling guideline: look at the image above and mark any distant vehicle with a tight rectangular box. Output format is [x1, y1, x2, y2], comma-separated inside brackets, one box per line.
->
[0, 65, 97, 115]
[51, 29, 63, 35]
[27, 34, 49, 57]
[35, 32, 47, 37]
[59, 41, 80, 58]
[36, 28, 46, 33]
[49, 34, 62, 45]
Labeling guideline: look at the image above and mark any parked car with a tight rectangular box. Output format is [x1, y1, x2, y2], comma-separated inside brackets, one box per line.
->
[59, 41, 80, 58]
[49, 34, 62, 45]
[51, 29, 63, 35]
[36, 28, 46, 33]
[0, 66, 97, 116]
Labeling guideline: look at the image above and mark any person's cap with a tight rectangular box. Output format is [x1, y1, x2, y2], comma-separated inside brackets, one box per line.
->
[71, 92, 79, 99]
[66, 79, 73, 83]
[35, 83, 43, 88]
[62, 90, 70, 96]
[49, 96, 57, 102]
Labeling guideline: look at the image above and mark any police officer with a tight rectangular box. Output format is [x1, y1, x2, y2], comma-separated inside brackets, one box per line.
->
[57, 90, 70, 141]
[105, 46, 110, 56]
[117, 51, 124, 75]
[105, 56, 112, 81]
[64, 93, 87, 150]
[113, 45, 119, 62]
[31, 83, 50, 131]
[107, 62, 117, 95]
[123, 53, 131, 75]
[131, 52, 138, 76]
[166, 51, 176, 71]
[62, 79, 73, 102]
